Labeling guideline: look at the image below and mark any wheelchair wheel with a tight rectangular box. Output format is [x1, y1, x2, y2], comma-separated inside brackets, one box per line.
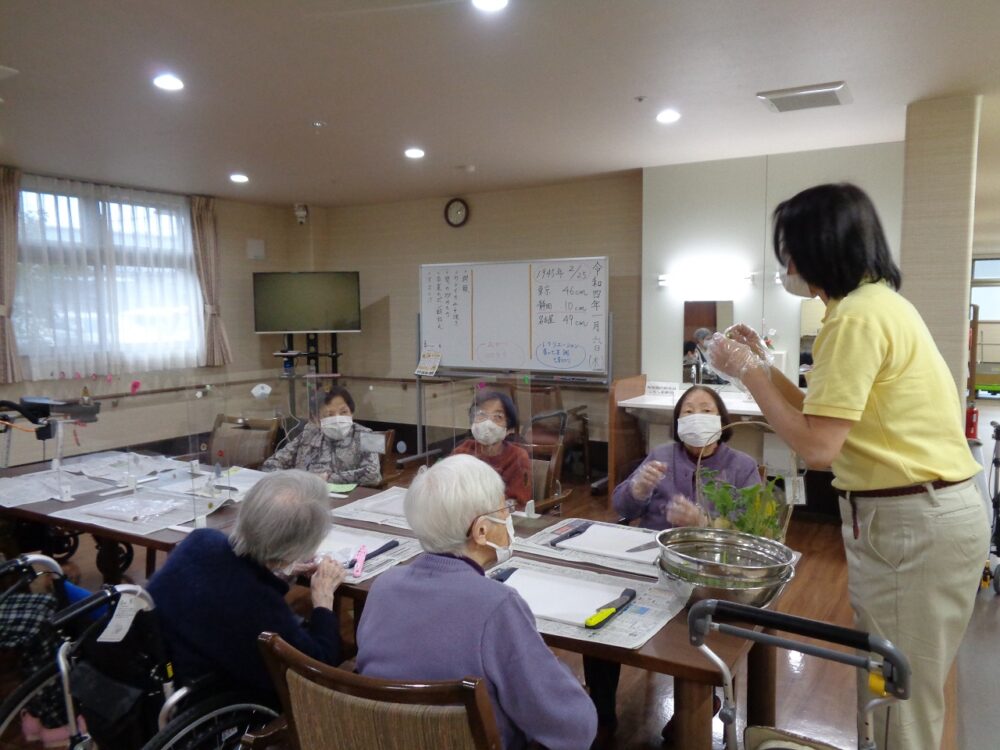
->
[140, 692, 278, 750]
[0, 662, 60, 743]
[992, 564, 1000, 595]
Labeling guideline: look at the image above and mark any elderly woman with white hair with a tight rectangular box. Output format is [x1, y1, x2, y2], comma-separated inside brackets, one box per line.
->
[356, 455, 597, 750]
[148, 470, 346, 698]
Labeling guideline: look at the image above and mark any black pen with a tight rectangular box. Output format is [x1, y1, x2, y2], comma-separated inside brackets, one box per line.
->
[548, 521, 592, 548]
[348, 539, 399, 568]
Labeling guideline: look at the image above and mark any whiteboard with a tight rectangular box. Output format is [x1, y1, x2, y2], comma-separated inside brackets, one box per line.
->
[419, 257, 609, 377]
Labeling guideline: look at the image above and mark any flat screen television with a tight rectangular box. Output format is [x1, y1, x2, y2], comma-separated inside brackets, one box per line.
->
[253, 271, 361, 333]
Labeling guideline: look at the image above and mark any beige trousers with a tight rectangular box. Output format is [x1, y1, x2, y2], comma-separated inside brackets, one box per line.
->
[839, 480, 987, 750]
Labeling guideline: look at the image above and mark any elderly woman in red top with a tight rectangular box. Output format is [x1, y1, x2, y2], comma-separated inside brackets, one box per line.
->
[451, 391, 532, 507]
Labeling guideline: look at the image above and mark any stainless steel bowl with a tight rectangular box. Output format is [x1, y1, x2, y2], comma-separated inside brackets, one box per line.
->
[656, 526, 795, 583]
[657, 558, 794, 608]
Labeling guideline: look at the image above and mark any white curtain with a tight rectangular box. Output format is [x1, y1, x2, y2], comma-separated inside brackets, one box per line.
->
[0, 166, 23, 384]
[13, 175, 206, 379]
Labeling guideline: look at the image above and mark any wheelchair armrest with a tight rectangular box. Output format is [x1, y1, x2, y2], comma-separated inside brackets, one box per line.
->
[239, 716, 288, 749]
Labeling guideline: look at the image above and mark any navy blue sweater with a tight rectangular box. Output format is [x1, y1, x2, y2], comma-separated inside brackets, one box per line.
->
[147, 529, 340, 696]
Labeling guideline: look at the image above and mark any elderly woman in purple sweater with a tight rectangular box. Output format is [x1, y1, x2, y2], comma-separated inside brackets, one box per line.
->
[356, 454, 597, 750]
[590, 385, 760, 740]
[613, 385, 760, 530]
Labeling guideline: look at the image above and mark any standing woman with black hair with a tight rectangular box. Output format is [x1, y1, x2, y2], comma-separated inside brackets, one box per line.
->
[708, 183, 986, 750]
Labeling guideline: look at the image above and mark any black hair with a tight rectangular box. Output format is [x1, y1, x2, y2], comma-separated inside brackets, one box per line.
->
[772, 182, 901, 299]
[469, 390, 520, 434]
[323, 386, 356, 414]
[672, 385, 732, 443]
[683, 340, 698, 355]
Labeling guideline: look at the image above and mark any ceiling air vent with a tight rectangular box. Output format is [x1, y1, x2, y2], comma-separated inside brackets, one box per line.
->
[756, 81, 852, 113]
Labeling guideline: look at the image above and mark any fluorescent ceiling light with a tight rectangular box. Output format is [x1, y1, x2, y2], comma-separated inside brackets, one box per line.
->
[404, 147, 425, 159]
[656, 108, 681, 124]
[229, 173, 249, 183]
[152, 73, 184, 91]
[472, 0, 509, 11]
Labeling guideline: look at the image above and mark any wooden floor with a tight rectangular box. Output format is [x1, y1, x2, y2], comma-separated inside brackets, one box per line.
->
[0, 472, 962, 749]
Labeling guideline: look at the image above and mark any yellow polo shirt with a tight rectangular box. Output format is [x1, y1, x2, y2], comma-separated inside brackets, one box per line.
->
[803, 281, 980, 491]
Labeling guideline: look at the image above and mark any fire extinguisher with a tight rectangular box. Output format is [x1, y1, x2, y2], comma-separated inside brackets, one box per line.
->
[966, 402, 979, 439]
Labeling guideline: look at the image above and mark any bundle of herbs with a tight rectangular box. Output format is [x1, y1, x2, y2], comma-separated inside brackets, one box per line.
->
[696, 469, 784, 540]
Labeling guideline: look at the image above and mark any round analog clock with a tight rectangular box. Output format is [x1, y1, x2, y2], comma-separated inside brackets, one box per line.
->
[444, 198, 469, 227]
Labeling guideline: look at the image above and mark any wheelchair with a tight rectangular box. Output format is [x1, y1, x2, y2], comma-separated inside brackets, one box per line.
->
[0, 555, 277, 749]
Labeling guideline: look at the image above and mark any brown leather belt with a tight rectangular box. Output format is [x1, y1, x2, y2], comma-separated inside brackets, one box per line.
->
[842, 478, 969, 499]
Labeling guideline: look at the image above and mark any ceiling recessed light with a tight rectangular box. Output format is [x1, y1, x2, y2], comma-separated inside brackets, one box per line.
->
[229, 173, 249, 184]
[655, 108, 681, 124]
[404, 147, 425, 159]
[153, 73, 184, 91]
[312, 120, 327, 128]
[472, 0, 509, 11]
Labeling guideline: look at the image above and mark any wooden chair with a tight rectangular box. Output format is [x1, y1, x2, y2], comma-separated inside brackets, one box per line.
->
[242, 632, 502, 750]
[207, 414, 280, 469]
[525, 442, 573, 514]
[375, 428, 404, 488]
[603, 374, 647, 502]
[514, 384, 591, 480]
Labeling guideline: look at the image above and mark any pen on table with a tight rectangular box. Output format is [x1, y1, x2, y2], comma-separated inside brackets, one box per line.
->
[548, 521, 592, 548]
[352, 545, 367, 577]
[348, 539, 399, 568]
[584, 588, 637, 629]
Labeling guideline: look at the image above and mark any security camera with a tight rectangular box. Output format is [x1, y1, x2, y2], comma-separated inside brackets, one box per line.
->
[294, 203, 309, 225]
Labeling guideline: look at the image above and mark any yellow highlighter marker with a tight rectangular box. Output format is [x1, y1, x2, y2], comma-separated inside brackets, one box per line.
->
[585, 588, 637, 629]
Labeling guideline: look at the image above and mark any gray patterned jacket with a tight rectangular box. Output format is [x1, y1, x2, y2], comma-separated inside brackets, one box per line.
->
[261, 422, 382, 486]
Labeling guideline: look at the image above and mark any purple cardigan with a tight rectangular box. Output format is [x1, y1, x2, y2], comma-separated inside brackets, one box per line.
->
[356, 553, 597, 750]
[612, 442, 760, 530]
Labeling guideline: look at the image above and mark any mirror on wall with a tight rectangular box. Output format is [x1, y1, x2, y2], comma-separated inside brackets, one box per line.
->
[798, 297, 825, 387]
[682, 301, 733, 383]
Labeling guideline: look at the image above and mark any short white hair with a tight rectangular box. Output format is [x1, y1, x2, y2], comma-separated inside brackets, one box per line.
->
[405, 454, 505, 554]
[231, 470, 331, 567]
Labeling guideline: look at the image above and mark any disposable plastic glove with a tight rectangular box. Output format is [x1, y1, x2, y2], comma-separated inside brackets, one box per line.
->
[706, 332, 770, 383]
[723, 324, 769, 360]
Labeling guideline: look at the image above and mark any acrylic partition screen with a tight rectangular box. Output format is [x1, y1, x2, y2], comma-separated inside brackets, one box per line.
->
[419, 257, 610, 379]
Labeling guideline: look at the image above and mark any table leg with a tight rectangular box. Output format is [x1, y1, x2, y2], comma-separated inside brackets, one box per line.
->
[145, 547, 157, 579]
[747, 635, 777, 727]
[672, 678, 714, 750]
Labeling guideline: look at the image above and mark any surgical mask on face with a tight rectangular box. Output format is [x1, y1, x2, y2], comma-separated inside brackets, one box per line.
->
[321, 415, 353, 440]
[677, 414, 723, 448]
[471, 419, 507, 446]
[779, 265, 814, 298]
[484, 513, 516, 564]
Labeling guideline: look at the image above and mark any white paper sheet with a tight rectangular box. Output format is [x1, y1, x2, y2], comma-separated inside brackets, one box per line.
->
[158, 466, 267, 502]
[557, 524, 660, 564]
[49, 488, 219, 536]
[332, 486, 411, 529]
[65, 452, 187, 482]
[313, 525, 422, 582]
[489, 557, 685, 649]
[0, 471, 110, 507]
[503, 568, 625, 626]
[516, 520, 660, 578]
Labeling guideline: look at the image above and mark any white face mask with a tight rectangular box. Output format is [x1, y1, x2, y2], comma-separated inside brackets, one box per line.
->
[677, 413, 723, 448]
[321, 415, 353, 440]
[779, 265, 814, 298]
[471, 419, 507, 446]
[484, 513, 516, 564]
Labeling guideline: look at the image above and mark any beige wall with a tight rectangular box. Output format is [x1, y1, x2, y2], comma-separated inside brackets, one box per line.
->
[2, 173, 642, 465]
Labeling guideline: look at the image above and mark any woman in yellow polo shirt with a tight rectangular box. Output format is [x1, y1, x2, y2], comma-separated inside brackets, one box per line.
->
[707, 183, 986, 750]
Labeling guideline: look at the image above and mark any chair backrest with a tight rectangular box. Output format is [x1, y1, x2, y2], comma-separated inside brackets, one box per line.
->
[377, 428, 404, 488]
[257, 633, 501, 750]
[525, 442, 564, 502]
[207, 415, 280, 469]
[608, 375, 647, 489]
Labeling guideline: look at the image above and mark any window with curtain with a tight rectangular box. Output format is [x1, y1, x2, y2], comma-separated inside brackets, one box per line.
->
[13, 175, 205, 380]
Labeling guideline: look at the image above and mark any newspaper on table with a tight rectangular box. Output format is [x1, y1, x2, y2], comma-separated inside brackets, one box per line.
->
[332, 486, 410, 529]
[0, 470, 110, 508]
[63, 452, 188, 483]
[158, 466, 267, 503]
[489, 556, 685, 650]
[48, 488, 227, 536]
[315, 525, 422, 583]
[516, 519, 660, 579]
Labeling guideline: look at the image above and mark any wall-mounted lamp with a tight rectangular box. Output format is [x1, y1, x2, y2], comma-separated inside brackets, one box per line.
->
[658, 271, 756, 287]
